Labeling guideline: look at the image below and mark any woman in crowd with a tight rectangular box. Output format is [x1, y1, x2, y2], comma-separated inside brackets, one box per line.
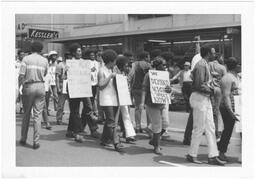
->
[140, 58, 172, 155]
[114, 55, 136, 143]
[46, 51, 59, 113]
[98, 49, 124, 152]
[65, 43, 86, 143]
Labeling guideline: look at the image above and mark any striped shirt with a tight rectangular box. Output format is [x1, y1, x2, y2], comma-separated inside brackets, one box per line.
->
[19, 53, 48, 84]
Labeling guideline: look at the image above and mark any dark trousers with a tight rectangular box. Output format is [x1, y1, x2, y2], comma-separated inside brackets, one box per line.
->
[183, 110, 193, 142]
[67, 98, 83, 134]
[90, 85, 97, 106]
[101, 106, 119, 144]
[81, 97, 98, 132]
[56, 93, 68, 122]
[182, 82, 192, 112]
[217, 105, 236, 153]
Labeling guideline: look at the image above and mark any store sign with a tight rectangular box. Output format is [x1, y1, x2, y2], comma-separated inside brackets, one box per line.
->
[28, 29, 59, 39]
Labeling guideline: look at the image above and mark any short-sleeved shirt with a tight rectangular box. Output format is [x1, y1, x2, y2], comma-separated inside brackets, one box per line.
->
[142, 73, 165, 109]
[55, 61, 68, 92]
[90, 60, 100, 86]
[19, 53, 48, 84]
[48, 63, 57, 86]
[131, 61, 151, 91]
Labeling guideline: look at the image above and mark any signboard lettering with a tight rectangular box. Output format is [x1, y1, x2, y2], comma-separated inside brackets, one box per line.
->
[149, 70, 171, 104]
[67, 60, 92, 98]
[28, 28, 59, 39]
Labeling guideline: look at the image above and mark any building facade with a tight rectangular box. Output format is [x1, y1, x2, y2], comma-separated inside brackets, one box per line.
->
[16, 14, 241, 61]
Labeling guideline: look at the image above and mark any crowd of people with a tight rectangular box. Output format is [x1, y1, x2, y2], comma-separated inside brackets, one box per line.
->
[15, 36, 241, 166]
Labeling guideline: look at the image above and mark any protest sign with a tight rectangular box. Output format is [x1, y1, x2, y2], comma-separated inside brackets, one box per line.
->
[67, 59, 92, 98]
[234, 95, 242, 133]
[115, 74, 132, 106]
[149, 70, 171, 104]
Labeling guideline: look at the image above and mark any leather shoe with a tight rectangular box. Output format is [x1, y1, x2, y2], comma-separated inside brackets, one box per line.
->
[114, 143, 124, 152]
[219, 152, 228, 163]
[208, 156, 225, 166]
[91, 131, 101, 139]
[33, 143, 40, 150]
[126, 137, 136, 143]
[46, 126, 52, 130]
[186, 154, 202, 164]
[153, 147, 162, 155]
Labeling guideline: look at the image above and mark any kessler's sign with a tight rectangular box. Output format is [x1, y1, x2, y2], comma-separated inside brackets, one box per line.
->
[28, 29, 59, 39]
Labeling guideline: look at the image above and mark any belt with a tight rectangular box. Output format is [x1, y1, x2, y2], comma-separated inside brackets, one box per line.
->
[25, 81, 44, 84]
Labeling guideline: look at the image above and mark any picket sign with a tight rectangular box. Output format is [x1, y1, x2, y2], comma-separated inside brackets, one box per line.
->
[115, 74, 132, 106]
[149, 70, 171, 104]
[234, 95, 242, 133]
[66, 59, 92, 98]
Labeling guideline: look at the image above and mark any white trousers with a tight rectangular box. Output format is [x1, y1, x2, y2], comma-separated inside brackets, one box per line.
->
[188, 92, 218, 158]
[120, 106, 136, 138]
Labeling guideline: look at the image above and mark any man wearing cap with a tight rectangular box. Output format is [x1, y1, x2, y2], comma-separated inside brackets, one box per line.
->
[170, 61, 193, 112]
[47, 50, 59, 113]
[19, 41, 48, 149]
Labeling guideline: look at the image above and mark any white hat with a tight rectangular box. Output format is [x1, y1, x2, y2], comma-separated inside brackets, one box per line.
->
[43, 53, 48, 57]
[57, 57, 63, 61]
[48, 51, 58, 56]
[184, 62, 191, 66]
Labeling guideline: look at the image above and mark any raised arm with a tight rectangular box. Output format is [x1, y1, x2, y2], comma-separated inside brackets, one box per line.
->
[221, 76, 239, 121]
[98, 68, 116, 90]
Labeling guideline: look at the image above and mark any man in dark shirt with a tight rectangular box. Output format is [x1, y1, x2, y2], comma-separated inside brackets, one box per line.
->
[130, 51, 151, 133]
[186, 46, 225, 166]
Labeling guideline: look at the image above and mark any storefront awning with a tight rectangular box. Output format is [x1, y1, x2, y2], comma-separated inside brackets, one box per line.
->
[48, 23, 241, 44]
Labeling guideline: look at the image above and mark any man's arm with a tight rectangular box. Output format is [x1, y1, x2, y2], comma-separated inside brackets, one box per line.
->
[98, 69, 116, 90]
[18, 60, 26, 87]
[193, 64, 212, 94]
[221, 76, 239, 121]
[55, 64, 61, 93]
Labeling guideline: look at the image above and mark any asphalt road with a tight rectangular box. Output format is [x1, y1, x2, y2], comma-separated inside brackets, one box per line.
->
[16, 102, 241, 167]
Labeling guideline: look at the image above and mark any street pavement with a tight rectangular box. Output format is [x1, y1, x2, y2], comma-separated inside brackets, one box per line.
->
[16, 102, 241, 167]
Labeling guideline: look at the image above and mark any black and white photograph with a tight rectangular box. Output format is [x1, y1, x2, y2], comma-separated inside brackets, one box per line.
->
[1, 1, 255, 179]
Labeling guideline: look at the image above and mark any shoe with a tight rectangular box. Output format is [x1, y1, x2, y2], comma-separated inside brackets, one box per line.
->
[126, 137, 136, 143]
[19, 140, 26, 146]
[45, 124, 52, 130]
[74, 135, 85, 143]
[100, 142, 113, 147]
[186, 154, 202, 164]
[139, 128, 143, 133]
[66, 131, 75, 138]
[183, 139, 191, 145]
[218, 152, 228, 163]
[135, 129, 140, 133]
[114, 143, 124, 152]
[91, 131, 101, 139]
[208, 157, 226, 166]
[56, 121, 63, 125]
[149, 139, 153, 146]
[153, 147, 162, 155]
[33, 143, 40, 149]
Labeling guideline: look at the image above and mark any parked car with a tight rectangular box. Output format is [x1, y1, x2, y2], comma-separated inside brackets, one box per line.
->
[169, 83, 186, 111]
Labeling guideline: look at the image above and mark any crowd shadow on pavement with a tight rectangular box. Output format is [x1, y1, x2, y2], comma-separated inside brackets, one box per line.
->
[16, 140, 34, 149]
[121, 145, 153, 155]
[160, 139, 184, 147]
